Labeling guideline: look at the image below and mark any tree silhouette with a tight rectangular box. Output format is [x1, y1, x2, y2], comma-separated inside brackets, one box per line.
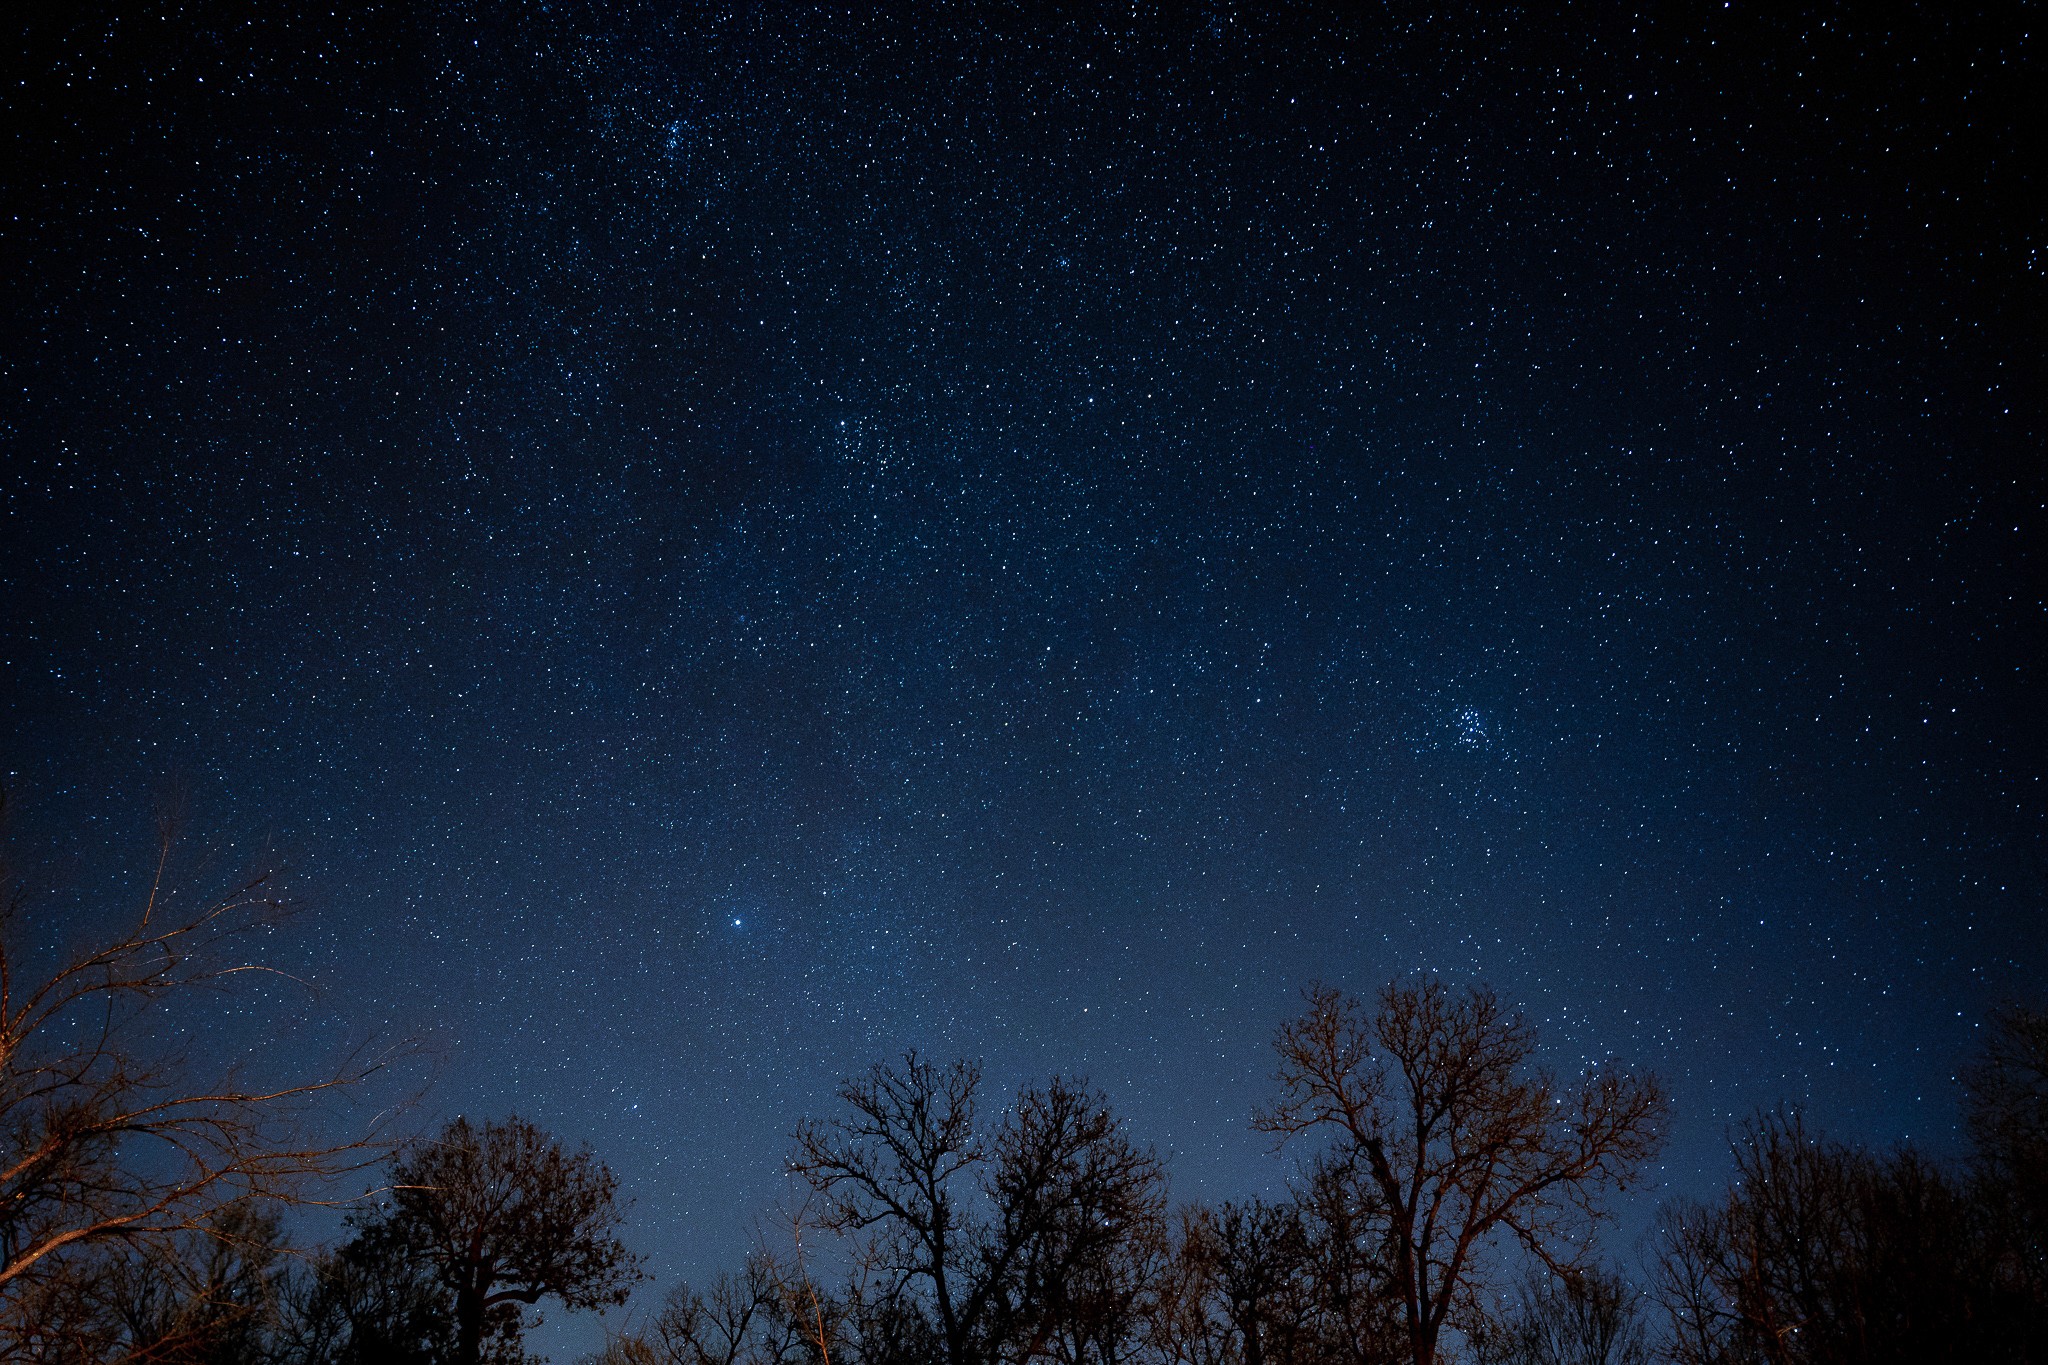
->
[790, 1054, 1165, 1365]
[1650, 1105, 2044, 1365]
[1255, 981, 1666, 1365]
[279, 1223, 460, 1365]
[1159, 1200, 1315, 1365]
[591, 1251, 813, 1365]
[1153, 1181, 1407, 1365]
[0, 796, 382, 1344]
[1472, 1264, 1649, 1365]
[362, 1114, 643, 1365]
[2, 1203, 292, 1363]
[1963, 1002, 2048, 1314]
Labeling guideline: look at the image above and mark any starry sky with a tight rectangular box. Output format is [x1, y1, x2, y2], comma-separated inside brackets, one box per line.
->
[3, 0, 2042, 1350]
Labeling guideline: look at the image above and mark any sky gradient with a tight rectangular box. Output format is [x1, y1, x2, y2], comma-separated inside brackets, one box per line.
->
[3, 2, 2041, 1354]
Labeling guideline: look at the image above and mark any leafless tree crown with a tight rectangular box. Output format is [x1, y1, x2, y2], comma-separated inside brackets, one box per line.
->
[1255, 981, 1667, 1365]
[0, 811, 384, 1342]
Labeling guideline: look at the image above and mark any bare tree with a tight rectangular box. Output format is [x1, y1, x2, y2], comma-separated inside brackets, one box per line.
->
[792, 1055, 980, 1365]
[1143, 1209, 1240, 1365]
[1964, 1004, 2048, 1183]
[1293, 1160, 1409, 1365]
[1169, 1200, 1316, 1365]
[1646, 1198, 1739, 1365]
[1963, 1002, 2048, 1305]
[275, 1229, 458, 1365]
[1470, 1265, 1649, 1365]
[1255, 981, 1667, 1365]
[1146, 1169, 1407, 1365]
[592, 1252, 813, 1365]
[993, 1077, 1169, 1365]
[1648, 1106, 2034, 1365]
[0, 797, 384, 1347]
[1648, 1111, 1853, 1365]
[0, 1202, 293, 1364]
[357, 1114, 644, 1365]
[789, 1054, 1165, 1365]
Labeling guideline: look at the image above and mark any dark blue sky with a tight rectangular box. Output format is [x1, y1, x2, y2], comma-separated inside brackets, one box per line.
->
[3, 1, 2040, 1354]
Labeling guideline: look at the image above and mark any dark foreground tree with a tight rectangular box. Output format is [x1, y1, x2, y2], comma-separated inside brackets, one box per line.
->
[1652, 1104, 2048, 1365]
[1177, 1200, 1319, 1365]
[2, 1203, 293, 1363]
[1255, 981, 1667, 1365]
[1470, 1265, 1649, 1365]
[1963, 1003, 2048, 1309]
[1151, 1189, 1405, 1365]
[275, 1225, 460, 1365]
[790, 1054, 1166, 1365]
[581, 1251, 815, 1365]
[353, 1114, 643, 1365]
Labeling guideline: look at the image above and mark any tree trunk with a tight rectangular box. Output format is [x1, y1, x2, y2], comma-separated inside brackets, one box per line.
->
[455, 1282, 485, 1365]
[1412, 1284, 1440, 1365]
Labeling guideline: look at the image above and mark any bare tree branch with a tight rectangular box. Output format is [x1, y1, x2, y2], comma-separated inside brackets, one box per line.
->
[0, 804, 391, 1330]
[1254, 980, 1666, 1365]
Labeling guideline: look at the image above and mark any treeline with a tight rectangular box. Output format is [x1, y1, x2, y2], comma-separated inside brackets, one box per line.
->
[588, 994, 2048, 1365]
[3, 822, 2044, 1363]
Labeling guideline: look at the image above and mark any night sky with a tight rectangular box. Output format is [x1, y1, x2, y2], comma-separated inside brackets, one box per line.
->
[3, 2, 2042, 1353]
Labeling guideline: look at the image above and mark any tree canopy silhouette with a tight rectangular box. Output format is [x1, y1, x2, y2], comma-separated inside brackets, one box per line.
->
[359, 1114, 644, 1365]
[790, 1054, 1166, 1365]
[1256, 980, 1667, 1365]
